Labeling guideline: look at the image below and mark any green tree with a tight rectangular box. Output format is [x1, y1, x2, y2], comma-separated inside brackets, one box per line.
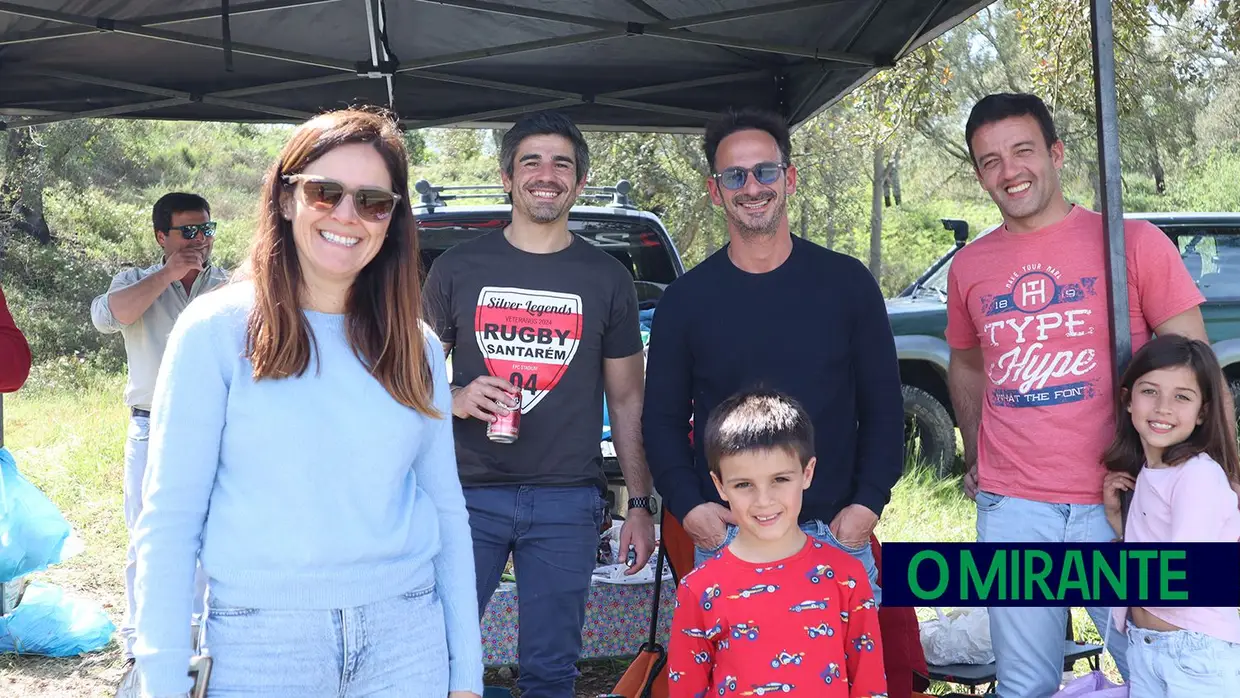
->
[836, 43, 957, 280]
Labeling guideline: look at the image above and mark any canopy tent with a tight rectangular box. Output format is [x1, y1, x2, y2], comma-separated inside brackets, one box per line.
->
[0, 0, 1134, 360]
[0, 0, 994, 130]
[1, 2, 1142, 692]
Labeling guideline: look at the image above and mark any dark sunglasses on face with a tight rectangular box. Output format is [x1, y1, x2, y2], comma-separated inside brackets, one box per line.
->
[712, 161, 788, 191]
[170, 221, 217, 239]
[282, 174, 402, 223]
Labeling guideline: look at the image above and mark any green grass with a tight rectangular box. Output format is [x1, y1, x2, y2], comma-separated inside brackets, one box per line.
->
[8, 367, 130, 596]
[0, 369, 1122, 696]
[1, 368, 131, 697]
[878, 463, 975, 544]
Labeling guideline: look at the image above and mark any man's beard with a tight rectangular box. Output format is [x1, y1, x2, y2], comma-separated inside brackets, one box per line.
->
[516, 185, 572, 224]
[726, 193, 785, 240]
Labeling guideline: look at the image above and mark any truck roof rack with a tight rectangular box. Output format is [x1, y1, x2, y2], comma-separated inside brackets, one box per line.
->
[413, 178, 635, 213]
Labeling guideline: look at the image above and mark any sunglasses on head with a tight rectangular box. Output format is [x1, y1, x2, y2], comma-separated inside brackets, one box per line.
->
[712, 161, 788, 191]
[170, 221, 217, 239]
[282, 174, 402, 223]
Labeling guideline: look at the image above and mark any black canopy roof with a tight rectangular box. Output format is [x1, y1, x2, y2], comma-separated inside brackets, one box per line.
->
[0, 0, 992, 131]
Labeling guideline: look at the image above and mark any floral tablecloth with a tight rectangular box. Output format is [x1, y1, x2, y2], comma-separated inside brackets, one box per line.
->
[481, 577, 676, 666]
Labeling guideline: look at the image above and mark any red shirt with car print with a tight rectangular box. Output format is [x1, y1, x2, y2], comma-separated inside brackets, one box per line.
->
[668, 537, 887, 698]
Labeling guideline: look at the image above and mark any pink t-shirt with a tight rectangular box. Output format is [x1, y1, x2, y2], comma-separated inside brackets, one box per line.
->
[946, 206, 1204, 503]
[1111, 453, 1240, 643]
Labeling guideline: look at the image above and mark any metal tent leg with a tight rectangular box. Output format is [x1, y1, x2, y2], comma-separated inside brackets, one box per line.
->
[1090, 0, 1131, 371]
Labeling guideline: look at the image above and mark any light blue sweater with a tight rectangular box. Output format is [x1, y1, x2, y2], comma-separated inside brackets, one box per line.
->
[131, 282, 483, 696]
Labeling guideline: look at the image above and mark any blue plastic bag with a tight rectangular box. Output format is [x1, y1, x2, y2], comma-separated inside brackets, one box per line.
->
[0, 448, 73, 582]
[0, 582, 115, 656]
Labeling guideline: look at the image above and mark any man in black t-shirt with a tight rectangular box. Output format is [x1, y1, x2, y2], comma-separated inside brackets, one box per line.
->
[422, 111, 656, 698]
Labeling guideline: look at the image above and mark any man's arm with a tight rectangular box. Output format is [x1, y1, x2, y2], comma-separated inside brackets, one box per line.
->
[96, 248, 204, 329]
[943, 257, 984, 498]
[604, 351, 654, 500]
[100, 269, 177, 327]
[0, 284, 31, 392]
[641, 291, 706, 523]
[1154, 307, 1207, 343]
[846, 263, 905, 520]
[949, 347, 985, 499]
[604, 352, 657, 573]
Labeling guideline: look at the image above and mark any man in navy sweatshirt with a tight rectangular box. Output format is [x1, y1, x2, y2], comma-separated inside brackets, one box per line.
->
[642, 107, 904, 602]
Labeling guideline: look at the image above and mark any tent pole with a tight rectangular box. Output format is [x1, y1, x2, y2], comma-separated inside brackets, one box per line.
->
[1090, 0, 1130, 372]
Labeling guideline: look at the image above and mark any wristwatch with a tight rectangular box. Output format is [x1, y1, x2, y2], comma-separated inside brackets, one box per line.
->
[628, 496, 658, 515]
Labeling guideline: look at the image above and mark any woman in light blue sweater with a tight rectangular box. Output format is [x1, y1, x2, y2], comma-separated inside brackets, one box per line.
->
[130, 109, 484, 698]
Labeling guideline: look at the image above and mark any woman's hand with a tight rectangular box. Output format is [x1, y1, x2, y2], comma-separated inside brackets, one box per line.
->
[1103, 471, 1136, 537]
[447, 692, 482, 698]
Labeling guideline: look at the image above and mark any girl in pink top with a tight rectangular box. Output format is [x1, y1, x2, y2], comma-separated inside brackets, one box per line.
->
[1102, 334, 1240, 697]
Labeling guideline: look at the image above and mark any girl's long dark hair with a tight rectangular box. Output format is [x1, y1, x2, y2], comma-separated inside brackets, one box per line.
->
[1103, 333, 1239, 483]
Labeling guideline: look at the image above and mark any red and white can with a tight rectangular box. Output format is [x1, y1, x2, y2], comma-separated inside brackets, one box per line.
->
[487, 389, 521, 444]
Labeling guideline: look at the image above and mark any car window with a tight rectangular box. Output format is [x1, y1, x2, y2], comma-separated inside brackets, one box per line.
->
[417, 215, 678, 293]
[913, 223, 1002, 298]
[1171, 228, 1240, 301]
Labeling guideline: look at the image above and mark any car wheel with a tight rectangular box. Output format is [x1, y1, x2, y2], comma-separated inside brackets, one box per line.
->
[902, 384, 956, 478]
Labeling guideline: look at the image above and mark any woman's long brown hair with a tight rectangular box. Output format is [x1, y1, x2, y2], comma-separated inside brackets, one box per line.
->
[245, 108, 438, 417]
[1103, 333, 1239, 483]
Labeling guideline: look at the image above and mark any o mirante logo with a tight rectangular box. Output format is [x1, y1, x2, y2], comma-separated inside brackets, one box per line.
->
[881, 543, 1239, 607]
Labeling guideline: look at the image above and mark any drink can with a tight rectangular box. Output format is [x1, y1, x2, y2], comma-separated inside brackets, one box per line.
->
[487, 389, 521, 443]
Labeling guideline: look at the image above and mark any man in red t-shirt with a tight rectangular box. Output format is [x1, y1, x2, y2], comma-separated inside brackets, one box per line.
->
[668, 390, 886, 698]
[946, 93, 1207, 697]
[0, 283, 31, 393]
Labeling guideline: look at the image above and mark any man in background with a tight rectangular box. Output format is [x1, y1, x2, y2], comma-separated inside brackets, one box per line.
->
[91, 192, 228, 679]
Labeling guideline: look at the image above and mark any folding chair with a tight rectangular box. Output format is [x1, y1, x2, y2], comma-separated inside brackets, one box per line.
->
[605, 504, 699, 698]
[604, 523, 671, 698]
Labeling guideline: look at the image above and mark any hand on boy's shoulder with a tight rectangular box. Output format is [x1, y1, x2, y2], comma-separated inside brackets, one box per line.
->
[806, 538, 871, 577]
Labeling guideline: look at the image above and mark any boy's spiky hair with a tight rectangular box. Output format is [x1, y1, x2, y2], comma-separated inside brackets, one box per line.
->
[704, 388, 814, 477]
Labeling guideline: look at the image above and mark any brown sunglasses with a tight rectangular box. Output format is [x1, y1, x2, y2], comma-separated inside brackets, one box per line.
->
[282, 174, 402, 223]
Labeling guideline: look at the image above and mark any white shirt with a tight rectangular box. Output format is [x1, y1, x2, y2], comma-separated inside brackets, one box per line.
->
[91, 262, 230, 409]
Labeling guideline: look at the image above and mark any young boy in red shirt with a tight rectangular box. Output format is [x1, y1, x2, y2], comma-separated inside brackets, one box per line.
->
[668, 389, 887, 697]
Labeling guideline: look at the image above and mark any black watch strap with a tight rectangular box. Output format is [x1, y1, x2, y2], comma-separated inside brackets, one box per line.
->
[628, 496, 658, 514]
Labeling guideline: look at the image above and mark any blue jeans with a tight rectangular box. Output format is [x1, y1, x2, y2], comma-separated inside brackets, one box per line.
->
[1127, 624, 1240, 697]
[975, 490, 1130, 698]
[692, 518, 882, 606]
[465, 485, 605, 698]
[200, 585, 448, 696]
[121, 413, 207, 658]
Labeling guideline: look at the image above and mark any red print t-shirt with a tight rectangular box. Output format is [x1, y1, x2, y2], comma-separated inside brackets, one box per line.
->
[667, 538, 887, 698]
[946, 206, 1203, 503]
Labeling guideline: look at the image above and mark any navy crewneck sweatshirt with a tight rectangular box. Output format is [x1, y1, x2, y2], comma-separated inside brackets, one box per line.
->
[642, 235, 904, 526]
